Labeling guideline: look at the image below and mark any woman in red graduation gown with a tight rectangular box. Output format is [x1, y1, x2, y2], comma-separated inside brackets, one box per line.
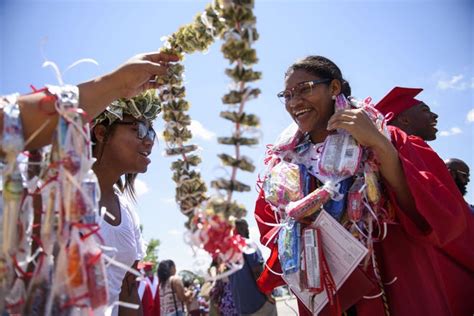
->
[254, 55, 474, 315]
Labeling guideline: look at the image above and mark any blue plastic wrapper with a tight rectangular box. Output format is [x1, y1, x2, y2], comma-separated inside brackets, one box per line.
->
[299, 164, 310, 197]
[323, 177, 354, 221]
[278, 220, 301, 275]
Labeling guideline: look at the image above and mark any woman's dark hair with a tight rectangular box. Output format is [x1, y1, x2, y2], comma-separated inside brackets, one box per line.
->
[158, 260, 176, 288]
[285, 55, 351, 97]
[92, 122, 138, 201]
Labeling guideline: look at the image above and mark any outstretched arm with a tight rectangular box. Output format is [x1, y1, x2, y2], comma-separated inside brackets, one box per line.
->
[1, 52, 178, 153]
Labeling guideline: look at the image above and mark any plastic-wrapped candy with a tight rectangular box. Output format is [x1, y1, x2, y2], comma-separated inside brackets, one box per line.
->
[84, 250, 108, 309]
[278, 219, 301, 275]
[66, 229, 88, 301]
[2, 169, 23, 256]
[286, 187, 331, 220]
[41, 184, 58, 255]
[4, 278, 26, 314]
[323, 177, 354, 221]
[23, 255, 53, 315]
[364, 163, 381, 204]
[318, 94, 362, 177]
[79, 170, 100, 225]
[46, 244, 73, 316]
[347, 177, 366, 222]
[302, 227, 323, 293]
[263, 160, 303, 208]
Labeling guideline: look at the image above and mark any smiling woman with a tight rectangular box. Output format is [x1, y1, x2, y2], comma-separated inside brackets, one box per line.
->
[254, 55, 474, 315]
[91, 91, 160, 316]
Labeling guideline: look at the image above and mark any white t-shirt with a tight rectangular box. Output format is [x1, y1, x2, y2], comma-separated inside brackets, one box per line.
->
[98, 193, 145, 316]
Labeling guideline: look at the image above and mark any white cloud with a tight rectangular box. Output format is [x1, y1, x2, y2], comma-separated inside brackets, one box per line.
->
[189, 120, 216, 141]
[467, 109, 474, 123]
[168, 229, 182, 236]
[135, 178, 150, 196]
[160, 197, 176, 205]
[436, 74, 473, 91]
[439, 127, 462, 137]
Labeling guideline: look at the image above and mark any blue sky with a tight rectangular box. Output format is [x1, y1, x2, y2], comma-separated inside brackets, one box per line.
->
[1, 0, 473, 273]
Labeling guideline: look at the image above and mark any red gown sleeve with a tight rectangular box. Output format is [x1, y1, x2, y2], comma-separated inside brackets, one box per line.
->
[388, 126, 474, 271]
[254, 189, 286, 294]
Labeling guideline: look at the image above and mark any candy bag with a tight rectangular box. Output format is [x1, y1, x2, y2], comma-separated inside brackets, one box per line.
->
[346, 177, 366, 222]
[263, 160, 303, 208]
[319, 94, 362, 178]
[302, 227, 323, 293]
[286, 187, 331, 220]
[277, 219, 301, 275]
[364, 163, 381, 204]
[323, 177, 354, 221]
[23, 254, 53, 315]
[83, 240, 108, 309]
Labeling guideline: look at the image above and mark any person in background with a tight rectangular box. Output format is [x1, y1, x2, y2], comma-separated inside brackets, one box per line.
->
[375, 86, 439, 141]
[446, 158, 473, 212]
[229, 219, 277, 316]
[158, 260, 192, 316]
[138, 262, 160, 316]
[183, 279, 201, 316]
[208, 258, 238, 316]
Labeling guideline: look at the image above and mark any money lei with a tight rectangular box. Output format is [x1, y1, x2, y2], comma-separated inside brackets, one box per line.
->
[157, 1, 260, 263]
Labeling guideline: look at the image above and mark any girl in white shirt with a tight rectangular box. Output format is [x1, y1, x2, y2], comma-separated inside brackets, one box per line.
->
[92, 94, 158, 316]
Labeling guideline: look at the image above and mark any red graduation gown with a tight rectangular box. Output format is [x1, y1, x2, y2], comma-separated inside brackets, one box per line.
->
[140, 276, 161, 316]
[255, 126, 474, 315]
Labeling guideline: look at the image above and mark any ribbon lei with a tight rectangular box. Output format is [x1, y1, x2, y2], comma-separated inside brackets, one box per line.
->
[318, 227, 341, 316]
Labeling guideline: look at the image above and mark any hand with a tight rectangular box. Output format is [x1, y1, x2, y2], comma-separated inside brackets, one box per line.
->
[327, 108, 386, 149]
[107, 51, 180, 99]
[266, 293, 276, 304]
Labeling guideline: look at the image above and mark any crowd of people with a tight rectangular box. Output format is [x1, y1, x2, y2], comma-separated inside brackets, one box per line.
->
[1, 51, 473, 316]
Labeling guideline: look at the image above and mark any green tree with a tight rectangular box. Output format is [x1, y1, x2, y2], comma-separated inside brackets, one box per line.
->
[141, 237, 160, 274]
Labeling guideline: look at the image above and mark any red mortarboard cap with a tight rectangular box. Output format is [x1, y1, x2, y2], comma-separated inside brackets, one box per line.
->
[138, 261, 153, 272]
[375, 87, 423, 122]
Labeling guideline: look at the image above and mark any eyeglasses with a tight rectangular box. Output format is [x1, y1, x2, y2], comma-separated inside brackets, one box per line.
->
[456, 170, 470, 178]
[114, 121, 156, 142]
[277, 79, 332, 105]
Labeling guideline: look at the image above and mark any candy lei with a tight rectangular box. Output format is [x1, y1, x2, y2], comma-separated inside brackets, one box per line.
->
[262, 97, 395, 314]
[1, 93, 25, 312]
[264, 96, 394, 264]
[1, 86, 110, 314]
[157, 0, 260, 266]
